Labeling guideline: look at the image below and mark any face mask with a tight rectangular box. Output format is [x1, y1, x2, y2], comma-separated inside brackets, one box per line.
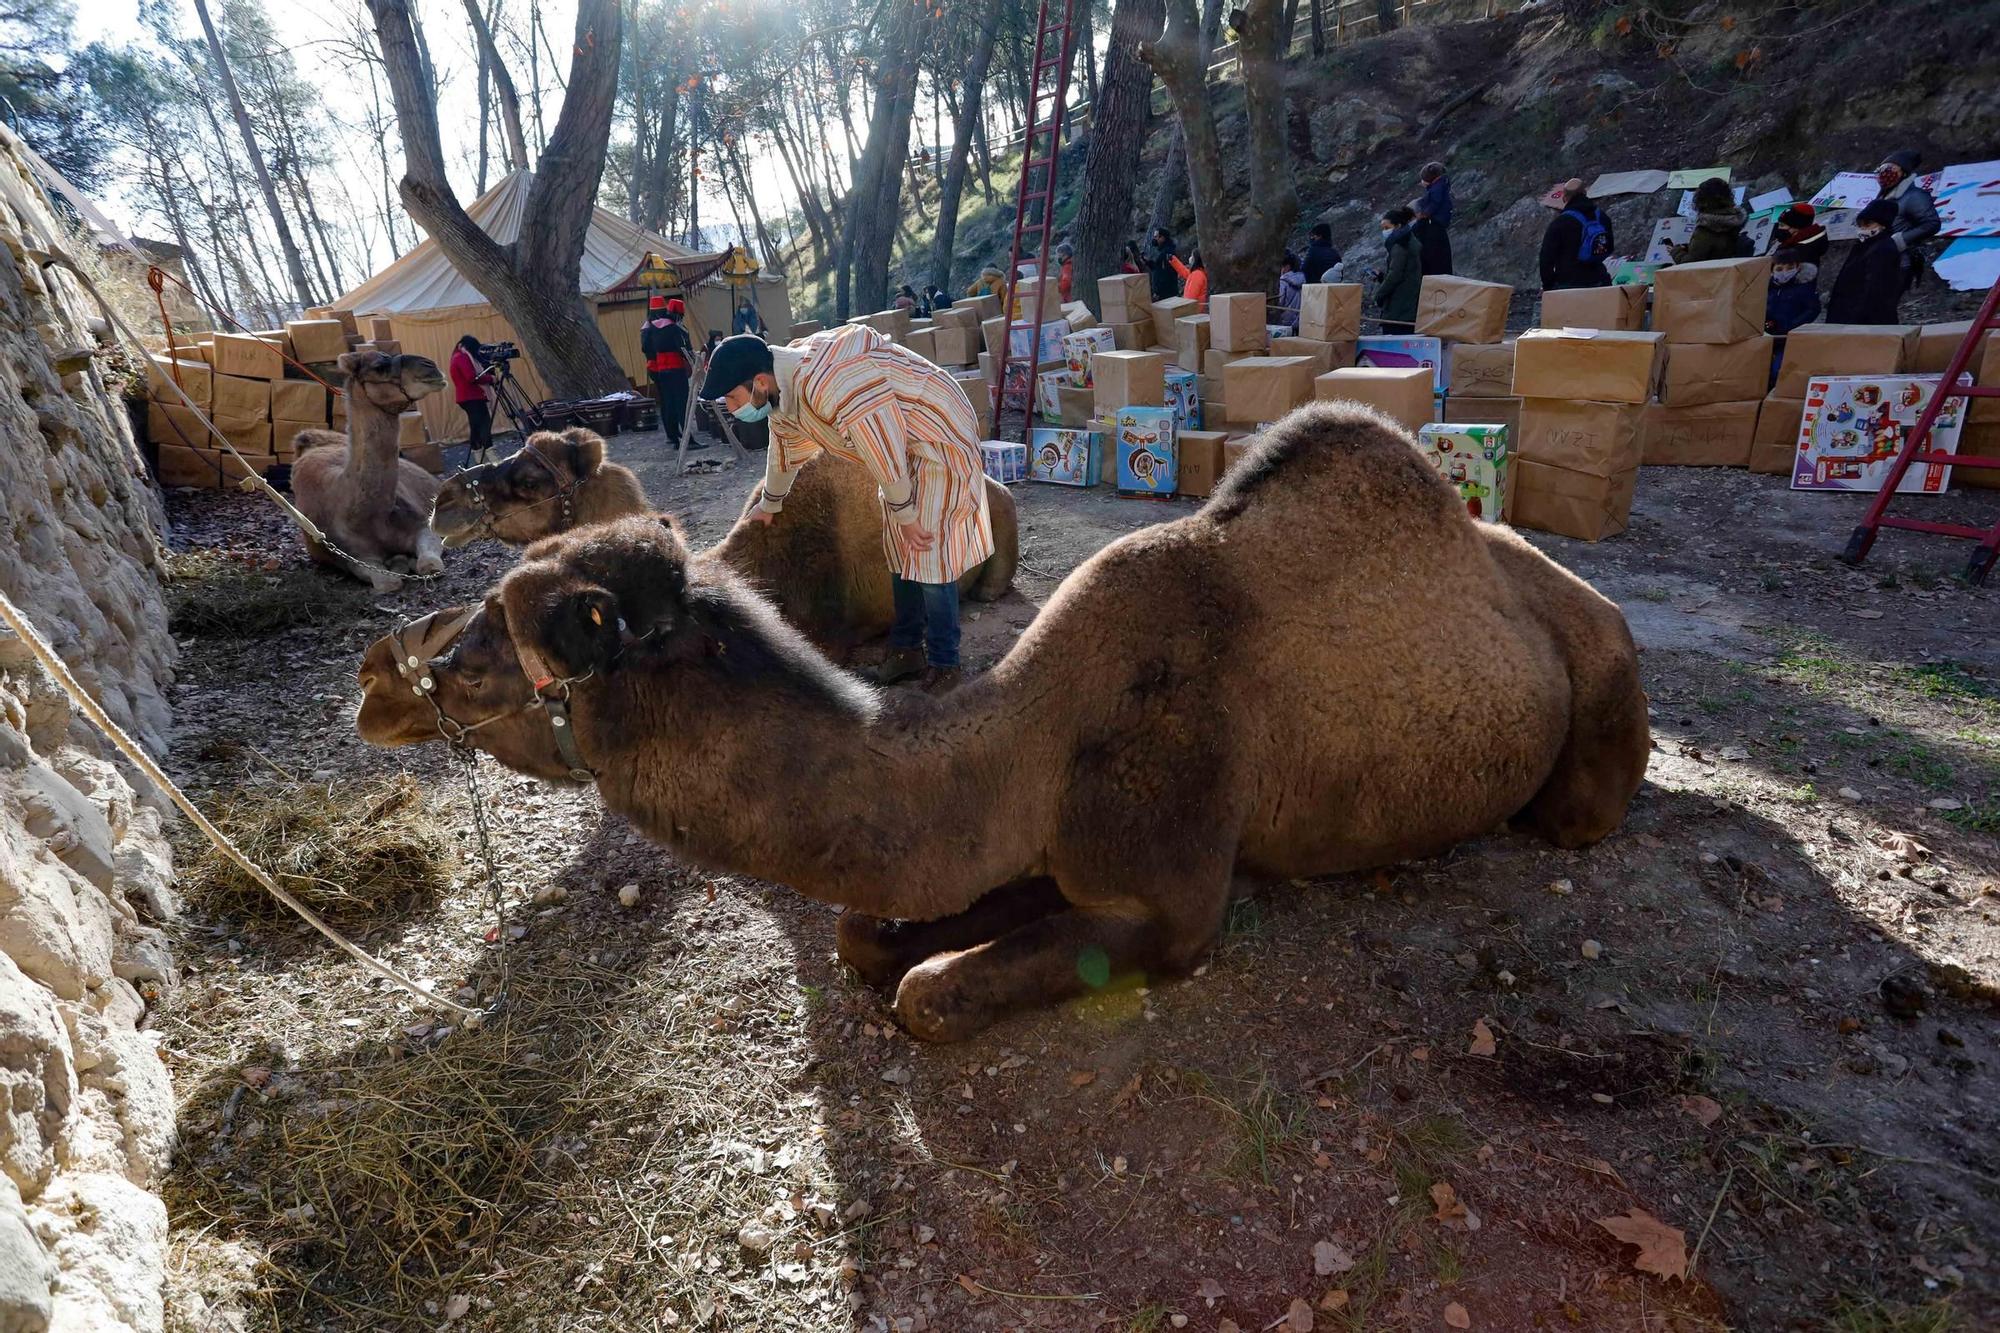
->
[732, 399, 771, 423]
[1858, 226, 1884, 240]
[1772, 268, 1798, 284]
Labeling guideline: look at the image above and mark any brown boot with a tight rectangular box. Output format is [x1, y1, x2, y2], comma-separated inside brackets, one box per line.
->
[872, 646, 926, 685]
[918, 666, 964, 694]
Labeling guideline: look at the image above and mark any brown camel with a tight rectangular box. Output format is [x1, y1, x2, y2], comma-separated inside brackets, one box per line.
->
[427, 428, 1019, 654]
[291, 350, 449, 593]
[357, 404, 1650, 1041]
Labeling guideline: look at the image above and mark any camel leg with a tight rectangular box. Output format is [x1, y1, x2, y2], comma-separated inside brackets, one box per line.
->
[835, 878, 1068, 990]
[412, 527, 445, 576]
[892, 889, 1226, 1042]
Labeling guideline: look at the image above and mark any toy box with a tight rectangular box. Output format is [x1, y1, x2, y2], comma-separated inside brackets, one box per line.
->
[1062, 327, 1118, 385]
[980, 440, 1027, 485]
[1164, 369, 1201, 432]
[1416, 422, 1511, 524]
[1000, 359, 1032, 413]
[1115, 407, 1179, 498]
[1028, 427, 1102, 487]
[1036, 368, 1076, 421]
[1791, 374, 1967, 494]
[1356, 335, 1444, 393]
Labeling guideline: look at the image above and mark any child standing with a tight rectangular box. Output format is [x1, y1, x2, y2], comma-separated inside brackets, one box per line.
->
[1764, 246, 1821, 388]
[1827, 199, 1906, 325]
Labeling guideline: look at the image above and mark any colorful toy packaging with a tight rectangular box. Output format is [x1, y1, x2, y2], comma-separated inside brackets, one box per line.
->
[1027, 427, 1102, 487]
[1415, 422, 1510, 524]
[1062, 327, 1118, 386]
[1000, 359, 1032, 413]
[1791, 374, 1967, 494]
[980, 440, 1027, 485]
[1164, 369, 1201, 432]
[1356, 335, 1445, 393]
[1115, 407, 1179, 498]
[1036, 368, 1076, 421]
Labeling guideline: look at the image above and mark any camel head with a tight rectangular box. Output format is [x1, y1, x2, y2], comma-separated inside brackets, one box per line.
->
[430, 427, 611, 548]
[339, 349, 447, 414]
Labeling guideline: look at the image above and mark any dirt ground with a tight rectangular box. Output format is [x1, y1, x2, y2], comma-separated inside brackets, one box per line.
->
[153, 423, 1997, 1332]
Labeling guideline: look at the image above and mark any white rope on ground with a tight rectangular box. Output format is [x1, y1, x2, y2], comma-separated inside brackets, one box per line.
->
[0, 588, 479, 1020]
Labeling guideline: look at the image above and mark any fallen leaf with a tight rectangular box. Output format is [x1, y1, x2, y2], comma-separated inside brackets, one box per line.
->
[955, 1274, 980, 1296]
[1445, 1301, 1472, 1329]
[1874, 830, 1932, 863]
[1198, 1277, 1226, 1303]
[1596, 1207, 1690, 1280]
[1319, 1289, 1350, 1310]
[1218, 1323, 1243, 1333]
[1286, 1296, 1315, 1331]
[1068, 1069, 1097, 1088]
[240, 1066, 271, 1088]
[1717, 745, 1750, 761]
[1468, 1018, 1497, 1057]
[1312, 1239, 1354, 1275]
[1431, 1182, 1466, 1223]
[1580, 939, 1604, 960]
[443, 1293, 471, 1322]
[1109, 1072, 1143, 1110]
[1678, 1094, 1723, 1127]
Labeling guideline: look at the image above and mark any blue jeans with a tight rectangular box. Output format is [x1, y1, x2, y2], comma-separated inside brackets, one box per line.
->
[890, 576, 960, 669]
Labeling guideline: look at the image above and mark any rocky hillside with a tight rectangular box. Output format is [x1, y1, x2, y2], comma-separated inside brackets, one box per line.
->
[0, 124, 180, 1331]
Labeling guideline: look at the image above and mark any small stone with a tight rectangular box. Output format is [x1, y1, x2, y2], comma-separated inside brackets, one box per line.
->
[1880, 973, 1929, 1020]
[1580, 939, 1603, 960]
[1838, 787, 1863, 801]
[880, 1065, 912, 1085]
[618, 883, 641, 908]
[443, 1294, 471, 1321]
[738, 1223, 775, 1254]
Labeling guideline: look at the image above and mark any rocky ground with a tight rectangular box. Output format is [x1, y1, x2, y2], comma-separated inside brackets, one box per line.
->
[154, 425, 1996, 1332]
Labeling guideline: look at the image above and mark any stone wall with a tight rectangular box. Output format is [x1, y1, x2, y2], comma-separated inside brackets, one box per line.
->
[0, 127, 180, 1331]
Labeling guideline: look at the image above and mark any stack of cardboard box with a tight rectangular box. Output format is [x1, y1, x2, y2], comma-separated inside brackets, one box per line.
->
[1626, 255, 1767, 469]
[1408, 274, 1514, 439]
[1200, 293, 1281, 424]
[1509, 329, 1664, 540]
[1958, 330, 2000, 490]
[1098, 275, 1153, 350]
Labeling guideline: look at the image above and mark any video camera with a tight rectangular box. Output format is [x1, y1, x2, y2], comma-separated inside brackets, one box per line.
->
[476, 340, 520, 363]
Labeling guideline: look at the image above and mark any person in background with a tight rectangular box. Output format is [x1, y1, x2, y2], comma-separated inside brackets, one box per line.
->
[641, 295, 699, 447]
[733, 300, 766, 335]
[894, 284, 920, 313]
[1670, 177, 1746, 263]
[1540, 178, 1615, 291]
[1144, 227, 1180, 302]
[927, 285, 953, 312]
[1169, 248, 1209, 306]
[1056, 243, 1074, 303]
[1302, 222, 1343, 284]
[1277, 252, 1304, 331]
[701, 327, 994, 694]
[1764, 246, 1821, 388]
[448, 334, 497, 464]
[965, 264, 1006, 298]
[1827, 199, 1906, 325]
[1374, 206, 1422, 334]
[1772, 203, 1829, 269]
[1874, 149, 1939, 287]
[1413, 161, 1454, 276]
[1119, 241, 1145, 275]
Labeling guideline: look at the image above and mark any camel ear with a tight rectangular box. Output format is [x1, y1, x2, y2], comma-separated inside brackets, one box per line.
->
[534, 586, 623, 677]
[336, 351, 364, 375]
[561, 428, 606, 476]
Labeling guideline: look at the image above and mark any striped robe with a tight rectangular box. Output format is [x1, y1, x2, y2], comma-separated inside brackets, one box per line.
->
[759, 324, 995, 585]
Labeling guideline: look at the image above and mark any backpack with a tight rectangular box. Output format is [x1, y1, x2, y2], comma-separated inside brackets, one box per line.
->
[1562, 208, 1611, 263]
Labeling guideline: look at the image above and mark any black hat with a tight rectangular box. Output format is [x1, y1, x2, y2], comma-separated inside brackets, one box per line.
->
[1858, 198, 1898, 227]
[1883, 149, 1921, 176]
[1771, 246, 1805, 265]
[698, 334, 774, 400]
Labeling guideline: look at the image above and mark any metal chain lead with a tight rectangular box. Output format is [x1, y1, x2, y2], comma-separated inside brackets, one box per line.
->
[455, 744, 511, 1010]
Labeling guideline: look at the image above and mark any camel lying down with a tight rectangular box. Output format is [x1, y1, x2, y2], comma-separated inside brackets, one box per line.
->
[426, 426, 1020, 657]
[357, 404, 1650, 1040]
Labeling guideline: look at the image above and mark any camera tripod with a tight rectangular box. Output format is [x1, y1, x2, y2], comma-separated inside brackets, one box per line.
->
[484, 355, 546, 436]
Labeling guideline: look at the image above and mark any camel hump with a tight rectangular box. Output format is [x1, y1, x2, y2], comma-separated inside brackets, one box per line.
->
[292, 428, 347, 454]
[1206, 402, 1448, 524]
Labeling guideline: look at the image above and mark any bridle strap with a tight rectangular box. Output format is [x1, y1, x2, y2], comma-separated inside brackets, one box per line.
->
[514, 641, 597, 782]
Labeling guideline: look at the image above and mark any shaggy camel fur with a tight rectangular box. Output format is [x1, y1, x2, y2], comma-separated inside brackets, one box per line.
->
[291, 350, 449, 593]
[357, 404, 1650, 1040]
[427, 427, 1019, 653]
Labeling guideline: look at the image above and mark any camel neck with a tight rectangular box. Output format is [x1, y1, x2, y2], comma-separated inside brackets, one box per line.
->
[343, 393, 403, 503]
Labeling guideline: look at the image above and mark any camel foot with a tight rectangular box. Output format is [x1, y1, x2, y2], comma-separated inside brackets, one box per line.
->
[894, 955, 992, 1043]
[836, 879, 1068, 992]
[365, 568, 406, 595]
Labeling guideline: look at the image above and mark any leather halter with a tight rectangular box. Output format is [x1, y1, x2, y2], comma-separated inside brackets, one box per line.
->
[386, 608, 597, 781]
[453, 440, 581, 538]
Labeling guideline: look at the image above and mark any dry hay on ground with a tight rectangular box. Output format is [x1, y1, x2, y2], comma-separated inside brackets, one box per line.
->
[177, 775, 455, 926]
[165, 550, 370, 637]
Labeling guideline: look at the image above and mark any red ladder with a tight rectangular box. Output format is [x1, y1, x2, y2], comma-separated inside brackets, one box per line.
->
[1838, 278, 2000, 584]
[991, 0, 1083, 438]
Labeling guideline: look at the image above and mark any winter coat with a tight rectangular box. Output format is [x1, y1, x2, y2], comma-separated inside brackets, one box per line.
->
[1377, 226, 1422, 325]
[1540, 199, 1614, 290]
[1417, 176, 1454, 228]
[1144, 239, 1180, 301]
[1765, 266, 1821, 336]
[641, 317, 693, 375]
[1169, 256, 1209, 305]
[1058, 258, 1073, 303]
[1278, 269, 1304, 331]
[1880, 176, 1940, 261]
[1826, 233, 1905, 325]
[1672, 206, 1747, 264]
[1302, 238, 1343, 285]
[965, 271, 1005, 298]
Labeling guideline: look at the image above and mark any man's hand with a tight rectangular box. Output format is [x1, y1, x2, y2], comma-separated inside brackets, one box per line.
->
[901, 524, 937, 554]
[750, 508, 777, 526]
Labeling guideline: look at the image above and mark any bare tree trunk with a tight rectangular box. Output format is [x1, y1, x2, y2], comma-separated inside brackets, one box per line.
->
[193, 0, 314, 309]
[464, 0, 531, 172]
[1310, 0, 1324, 55]
[1148, 0, 1222, 233]
[845, 0, 925, 316]
[366, 0, 625, 396]
[1282, 0, 1300, 53]
[1075, 0, 1165, 317]
[1080, 4, 1099, 106]
[476, 3, 493, 190]
[928, 0, 1001, 295]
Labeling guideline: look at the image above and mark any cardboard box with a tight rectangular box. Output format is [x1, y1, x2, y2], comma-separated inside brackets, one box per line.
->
[1092, 350, 1166, 413]
[1415, 274, 1512, 345]
[251, 328, 292, 359]
[932, 325, 978, 367]
[1750, 394, 1806, 474]
[270, 379, 328, 422]
[1224, 356, 1316, 425]
[145, 356, 212, 408]
[272, 418, 324, 460]
[1653, 255, 1771, 344]
[963, 293, 1001, 323]
[211, 415, 273, 455]
[1914, 320, 1997, 375]
[1299, 284, 1363, 343]
[1641, 400, 1759, 467]
[1151, 296, 1200, 348]
[1269, 336, 1345, 375]
[1416, 423, 1511, 523]
[849, 307, 915, 342]
[396, 411, 426, 448]
[210, 373, 270, 421]
[1106, 320, 1150, 351]
[1512, 329, 1664, 405]
[328, 308, 359, 335]
[330, 393, 348, 425]
[1954, 423, 2000, 490]
[904, 327, 938, 362]
[1062, 327, 1119, 385]
[1975, 334, 2000, 424]
[1207, 293, 1267, 352]
[1356, 335, 1444, 391]
[1099, 273, 1150, 313]
[1056, 384, 1097, 428]
[1447, 341, 1517, 399]
[285, 319, 349, 363]
[372, 339, 403, 356]
[1511, 459, 1638, 541]
[930, 306, 979, 331]
[1028, 427, 1101, 486]
[978, 351, 1003, 385]
[1176, 430, 1229, 497]
[980, 440, 1027, 485]
[211, 331, 284, 380]
[1660, 336, 1773, 408]
[361, 316, 394, 343]
[156, 443, 273, 488]
[1314, 366, 1433, 433]
[1115, 407, 1178, 497]
[1174, 315, 1212, 372]
[1203, 347, 1255, 380]
[1775, 323, 1920, 398]
[1519, 398, 1643, 478]
[1223, 435, 1255, 475]
[1443, 395, 1522, 452]
[980, 315, 1009, 357]
[1539, 284, 1647, 332]
[1012, 278, 1061, 323]
[146, 402, 214, 449]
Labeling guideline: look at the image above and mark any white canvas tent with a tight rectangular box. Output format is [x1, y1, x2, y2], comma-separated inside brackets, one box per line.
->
[336, 170, 791, 442]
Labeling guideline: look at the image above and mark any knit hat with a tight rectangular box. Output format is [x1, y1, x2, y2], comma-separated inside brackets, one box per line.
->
[1883, 149, 1922, 177]
[1693, 176, 1733, 208]
[666, 298, 686, 317]
[1858, 198, 1898, 227]
[697, 333, 774, 400]
[648, 294, 667, 310]
[1777, 202, 1815, 228]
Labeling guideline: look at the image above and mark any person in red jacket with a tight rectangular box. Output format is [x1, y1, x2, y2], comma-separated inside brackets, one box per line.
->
[641, 295, 699, 446]
[448, 334, 497, 463]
